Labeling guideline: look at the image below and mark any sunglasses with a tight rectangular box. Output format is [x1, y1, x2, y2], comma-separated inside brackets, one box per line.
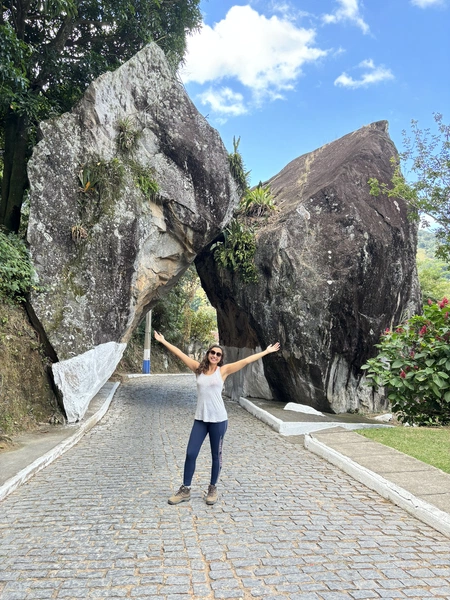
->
[209, 350, 222, 357]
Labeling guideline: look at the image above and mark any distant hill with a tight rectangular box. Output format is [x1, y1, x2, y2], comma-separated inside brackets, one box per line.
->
[417, 229, 437, 258]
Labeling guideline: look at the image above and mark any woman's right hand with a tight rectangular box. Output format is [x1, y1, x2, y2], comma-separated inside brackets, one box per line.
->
[154, 330, 165, 343]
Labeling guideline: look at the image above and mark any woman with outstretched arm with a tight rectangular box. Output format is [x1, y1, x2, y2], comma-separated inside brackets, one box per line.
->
[154, 331, 280, 506]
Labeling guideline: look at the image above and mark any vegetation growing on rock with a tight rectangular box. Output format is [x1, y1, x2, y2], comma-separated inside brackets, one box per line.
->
[0, 301, 62, 437]
[214, 141, 277, 284]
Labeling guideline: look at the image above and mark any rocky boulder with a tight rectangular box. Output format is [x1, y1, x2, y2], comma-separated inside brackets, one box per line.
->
[27, 43, 238, 422]
[196, 121, 421, 414]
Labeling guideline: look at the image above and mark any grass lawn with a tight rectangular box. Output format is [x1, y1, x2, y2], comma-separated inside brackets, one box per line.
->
[356, 426, 450, 474]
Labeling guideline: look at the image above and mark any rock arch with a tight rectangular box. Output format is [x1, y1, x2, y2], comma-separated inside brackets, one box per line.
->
[27, 44, 420, 422]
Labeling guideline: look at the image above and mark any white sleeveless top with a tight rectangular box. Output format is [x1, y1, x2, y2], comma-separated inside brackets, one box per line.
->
[195, 367, 228, 422]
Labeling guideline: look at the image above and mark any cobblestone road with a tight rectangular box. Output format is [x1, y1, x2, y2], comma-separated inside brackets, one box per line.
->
[1, 375, 450, 600]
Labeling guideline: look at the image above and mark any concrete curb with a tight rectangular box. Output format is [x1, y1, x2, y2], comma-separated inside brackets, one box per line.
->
[238, 397, 389, 436]
[0, 382, 120, 503]
[125, 373, 192, 379]
[305, 433, 450, 539]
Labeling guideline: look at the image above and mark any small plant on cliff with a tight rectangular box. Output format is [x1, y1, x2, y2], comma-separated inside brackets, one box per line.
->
[362, 298, 450, 425]
[71, 223, 88, 243]
[76, 158, 125, 219]
[78, 165, 99, 194]
[240, 182, 276, 217]
[94, 158, 125, 195]
[116, 117, 141, 152]
[228, 136, 251, 196]
[213, 138, 274, 284]
[211, 219, 258, 284]
[0, 230, 36, 303]
[130, 162, 160, 201]
[137, 173, 159, 201]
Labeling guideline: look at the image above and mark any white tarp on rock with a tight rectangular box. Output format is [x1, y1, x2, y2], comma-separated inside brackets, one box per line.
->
[52, 342, 126, 423]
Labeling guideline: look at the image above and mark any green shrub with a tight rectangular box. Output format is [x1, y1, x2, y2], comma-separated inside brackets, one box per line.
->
[0, 230, 36, 303]
[362, 299, 450, 425]
[240, 182, 276, 217]
[212, 219, 258, 283]
[151, 265, 217, 351]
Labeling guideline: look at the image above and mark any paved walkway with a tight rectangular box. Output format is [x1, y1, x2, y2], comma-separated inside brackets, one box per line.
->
[1, 375, 450, 600]
[239, 398, 450, 536]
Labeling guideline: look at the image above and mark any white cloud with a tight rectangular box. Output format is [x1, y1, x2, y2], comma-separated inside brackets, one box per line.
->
[323, 0, 370, 34]
[334, 59, 394, 88]
[358, 58, 375, 69]
[269, 1, 311, 20]
[198, 88, 248, 117]
[411, 0, 445, 6]
[180, 5, 327, 116]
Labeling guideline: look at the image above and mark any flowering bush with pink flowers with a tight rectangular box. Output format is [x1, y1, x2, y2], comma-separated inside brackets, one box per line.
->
[362, 298, 450, 425]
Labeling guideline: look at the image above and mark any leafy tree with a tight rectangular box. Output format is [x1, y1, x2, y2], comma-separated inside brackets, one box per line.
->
[368, 113, 450, 261]
[417, 228, 439, 258]
[152, 265, 217, 351]
[190, 308, 217, 348]
[0, 230, 36, 303]
[0, 0, 202, 232]
[417, 248, 450, 301]
[362, 299, 450, 425]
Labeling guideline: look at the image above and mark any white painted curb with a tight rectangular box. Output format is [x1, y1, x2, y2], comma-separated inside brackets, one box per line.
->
[238, 397, 391, 436]
[125, 373, 193, 378]
[304, 434, 450, 539]
[0, 382, 120, 503]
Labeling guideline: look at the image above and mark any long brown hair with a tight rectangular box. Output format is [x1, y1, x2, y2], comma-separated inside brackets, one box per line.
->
[195, 344, 225, 375]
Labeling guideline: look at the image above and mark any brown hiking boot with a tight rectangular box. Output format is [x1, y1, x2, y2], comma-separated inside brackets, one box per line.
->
[205, 484, 218, 505]
[168, 485, 191, 505]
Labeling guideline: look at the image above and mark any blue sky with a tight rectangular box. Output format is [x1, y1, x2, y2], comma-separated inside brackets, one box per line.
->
[180, 0, 449, 186]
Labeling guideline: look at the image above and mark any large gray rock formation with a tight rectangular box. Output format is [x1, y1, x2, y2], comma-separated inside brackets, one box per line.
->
[196, 121, 421, 414]
[27, 43, 238, 422]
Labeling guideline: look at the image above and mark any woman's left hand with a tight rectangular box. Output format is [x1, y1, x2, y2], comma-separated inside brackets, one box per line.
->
[265, 342, 280, 354]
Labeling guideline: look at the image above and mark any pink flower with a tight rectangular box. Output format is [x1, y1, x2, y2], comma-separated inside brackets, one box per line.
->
[384, 328, 390, 334]
[400, 370, 406, 379]
[438, 298, 449, 309]
[419, 325, 427, 336]
[409, 350, 415, 358]
[428, 299, 433, 305]
[396, 327, 404, 333]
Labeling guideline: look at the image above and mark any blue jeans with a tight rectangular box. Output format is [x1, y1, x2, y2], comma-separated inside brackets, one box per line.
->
[183, 419, 228, 486]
